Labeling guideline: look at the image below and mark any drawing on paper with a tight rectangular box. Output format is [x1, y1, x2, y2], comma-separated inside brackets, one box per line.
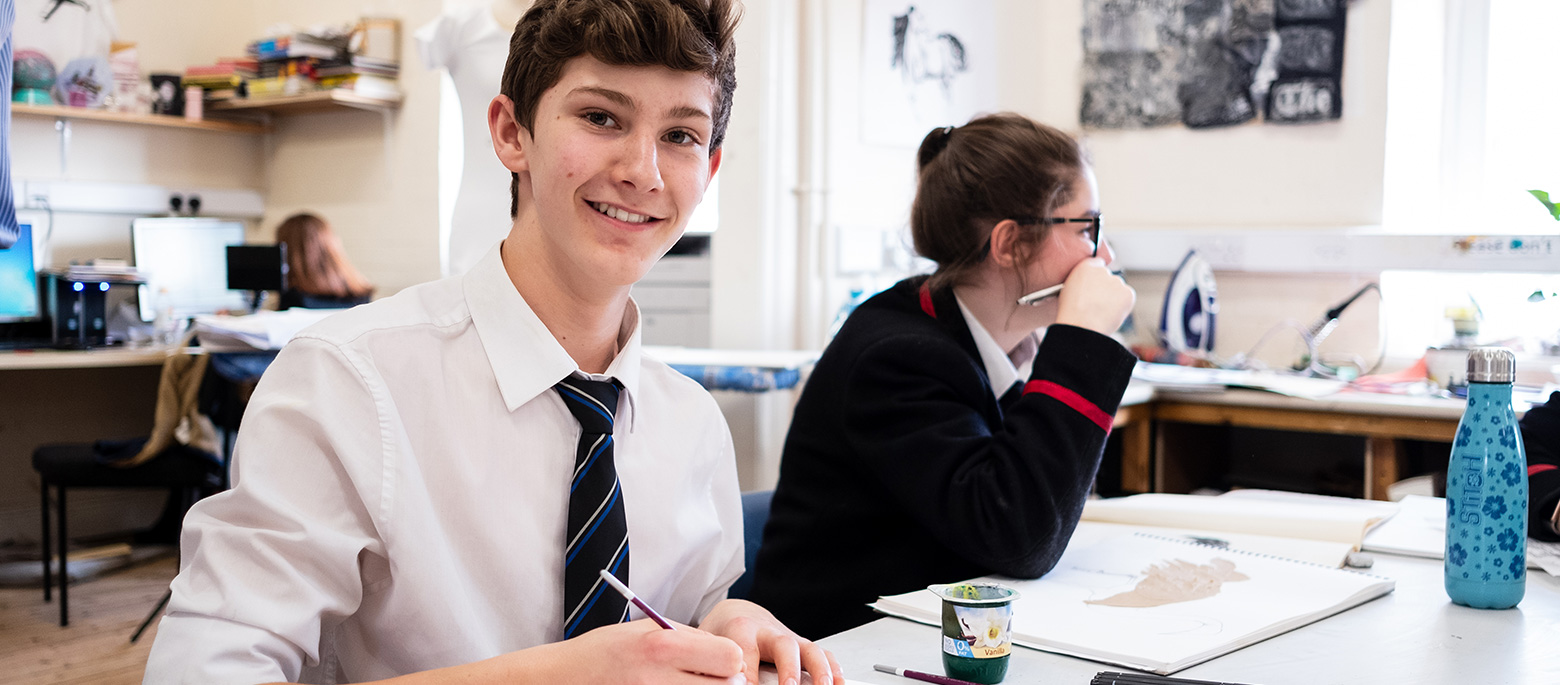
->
[860, 0, 997, 146]
[1085, 557, 1250, 608]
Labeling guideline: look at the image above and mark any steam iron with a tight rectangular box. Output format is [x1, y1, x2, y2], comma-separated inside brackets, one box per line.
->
[1159, 250, 1218, 355]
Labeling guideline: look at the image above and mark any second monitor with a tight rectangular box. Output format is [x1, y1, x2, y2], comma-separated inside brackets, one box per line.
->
[131, 217, 249, 320]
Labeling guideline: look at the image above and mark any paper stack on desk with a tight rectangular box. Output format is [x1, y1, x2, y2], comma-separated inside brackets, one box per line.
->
[1081, 491, 1398, 564]
[1132, 362, 1347, 399]
[1362, 494, 1560, 576]
[871, 529, 1395, 675]
[193, 309, 338, 352]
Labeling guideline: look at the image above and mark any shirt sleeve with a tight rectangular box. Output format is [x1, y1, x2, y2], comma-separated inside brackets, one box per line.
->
[840, 324, 1135, 578]
[144, 338, 388, 683]
[694, 421, 745, 621]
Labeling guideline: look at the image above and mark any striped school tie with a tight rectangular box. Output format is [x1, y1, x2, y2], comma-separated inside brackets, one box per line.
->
[555, 377, 631, 638]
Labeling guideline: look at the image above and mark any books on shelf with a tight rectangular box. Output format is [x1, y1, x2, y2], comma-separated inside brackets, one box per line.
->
[870, 526, 1395, 675]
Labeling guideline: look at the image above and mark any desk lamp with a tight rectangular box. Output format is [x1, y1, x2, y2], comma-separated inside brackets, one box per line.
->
[1305, 282, 1381, 379]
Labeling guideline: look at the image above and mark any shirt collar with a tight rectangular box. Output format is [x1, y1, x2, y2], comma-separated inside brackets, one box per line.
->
[954, 293, 1039, 399]
[463, 244, 644, 431]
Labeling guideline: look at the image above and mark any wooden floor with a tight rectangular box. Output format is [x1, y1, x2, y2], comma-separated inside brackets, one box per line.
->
[0, 556, 175, 684]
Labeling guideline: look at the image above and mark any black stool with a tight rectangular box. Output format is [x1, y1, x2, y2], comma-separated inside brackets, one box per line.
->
[33, 442, 220, 627]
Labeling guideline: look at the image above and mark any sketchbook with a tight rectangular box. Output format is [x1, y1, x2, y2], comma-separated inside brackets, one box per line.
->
[870, 531, 1394, 675]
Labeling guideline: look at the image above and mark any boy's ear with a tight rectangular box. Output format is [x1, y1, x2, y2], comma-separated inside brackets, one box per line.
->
[488, 95, 530, 173]
[705, 148, 723, 190]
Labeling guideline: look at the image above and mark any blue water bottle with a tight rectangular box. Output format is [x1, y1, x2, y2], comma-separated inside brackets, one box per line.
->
[1445, 347, 1527, 609]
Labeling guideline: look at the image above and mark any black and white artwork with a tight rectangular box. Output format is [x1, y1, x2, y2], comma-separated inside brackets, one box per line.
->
[1081, 0, 1346, 129]
[861, 0, 997, 146]
[1266, 0, 1346, 123]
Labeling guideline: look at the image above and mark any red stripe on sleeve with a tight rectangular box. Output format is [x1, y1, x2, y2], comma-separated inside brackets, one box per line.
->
[918, 283, 937, 318]
[1532, 464, 1559, 477]
[1023, 380, 1113, 433]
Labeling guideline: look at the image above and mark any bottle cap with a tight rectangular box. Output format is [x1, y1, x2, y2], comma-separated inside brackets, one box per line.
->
[1465, 347, 1516, 383]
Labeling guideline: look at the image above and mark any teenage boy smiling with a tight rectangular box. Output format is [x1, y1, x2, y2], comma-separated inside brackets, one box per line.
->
[143, 2, 840, 684]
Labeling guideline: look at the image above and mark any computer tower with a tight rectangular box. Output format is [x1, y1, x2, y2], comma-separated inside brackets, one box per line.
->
[45, 274, 110, 348]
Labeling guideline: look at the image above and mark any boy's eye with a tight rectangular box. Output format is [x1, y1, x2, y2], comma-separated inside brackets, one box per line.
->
[665, 130, 696, 145]
[584, 111, 615, 127]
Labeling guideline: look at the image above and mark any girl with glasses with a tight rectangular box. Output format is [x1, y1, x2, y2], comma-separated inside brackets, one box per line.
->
[749, 113, 1138, 639]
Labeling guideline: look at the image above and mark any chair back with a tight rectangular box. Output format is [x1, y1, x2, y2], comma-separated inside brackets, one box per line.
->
[728, 489, 774, 601]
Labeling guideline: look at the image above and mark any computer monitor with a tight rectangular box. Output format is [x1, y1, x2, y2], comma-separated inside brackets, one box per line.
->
[131, 217, 249, 321]
[0, 222, 41, 323]
[226, 244, 288, 292]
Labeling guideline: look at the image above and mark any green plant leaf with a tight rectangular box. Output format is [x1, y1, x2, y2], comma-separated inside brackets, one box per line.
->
[1531, 189, 1560, 220]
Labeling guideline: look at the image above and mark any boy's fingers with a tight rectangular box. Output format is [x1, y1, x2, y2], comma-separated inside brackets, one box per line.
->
[760, 627, 803, 685]
[799, 641, 837, 685]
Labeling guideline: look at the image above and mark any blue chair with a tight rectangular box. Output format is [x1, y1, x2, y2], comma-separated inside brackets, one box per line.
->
[728, 489, 774, 601]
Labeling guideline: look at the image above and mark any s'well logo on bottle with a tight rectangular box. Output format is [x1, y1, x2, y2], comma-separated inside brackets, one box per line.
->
[1445, 348, 1527, 610]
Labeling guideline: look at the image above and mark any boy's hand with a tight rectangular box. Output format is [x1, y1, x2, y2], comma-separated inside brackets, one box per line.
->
[546, 619, 748, 684]
[1054, 257, 1135, 335]
[698, 599, 844, 685]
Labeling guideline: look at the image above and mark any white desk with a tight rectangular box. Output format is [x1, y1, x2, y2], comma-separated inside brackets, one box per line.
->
[819, 552, 1560, 685]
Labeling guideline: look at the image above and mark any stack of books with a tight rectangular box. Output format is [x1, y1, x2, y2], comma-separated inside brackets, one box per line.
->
[243, 29, 351, 99]
[182, 58, 259, 102]
[242, 19, 400, 101]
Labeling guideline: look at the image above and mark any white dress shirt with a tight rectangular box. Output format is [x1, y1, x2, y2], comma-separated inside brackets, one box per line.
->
[954, 293, 1039, 400]
[144, 246, 744, 684]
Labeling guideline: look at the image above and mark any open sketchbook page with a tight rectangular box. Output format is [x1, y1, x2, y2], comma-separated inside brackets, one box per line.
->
[872, 532, 1394, 675]
[1083, 492, 1396, 548]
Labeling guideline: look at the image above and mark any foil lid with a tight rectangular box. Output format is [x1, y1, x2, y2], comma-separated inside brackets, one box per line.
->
[1465, 347, 1516, 383]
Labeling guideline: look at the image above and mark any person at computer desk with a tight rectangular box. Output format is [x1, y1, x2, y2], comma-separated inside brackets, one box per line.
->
[1525, 390, 1560, 541]
[274, 212, 374, 310]
[748, 113, 1138, 639]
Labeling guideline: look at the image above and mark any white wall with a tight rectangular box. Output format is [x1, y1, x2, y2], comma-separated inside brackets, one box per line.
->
[809, 0, 1397, 368]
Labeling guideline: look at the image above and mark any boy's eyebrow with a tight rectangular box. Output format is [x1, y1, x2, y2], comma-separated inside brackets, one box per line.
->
[572, 86, 635, 109]
[570, 86, 711, 122]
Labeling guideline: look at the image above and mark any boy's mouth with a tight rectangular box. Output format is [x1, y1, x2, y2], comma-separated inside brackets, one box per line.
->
[590, 201, 659, 225]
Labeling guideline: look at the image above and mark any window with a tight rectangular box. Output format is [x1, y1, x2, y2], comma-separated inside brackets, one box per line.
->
[1378, 0, 1560, 373]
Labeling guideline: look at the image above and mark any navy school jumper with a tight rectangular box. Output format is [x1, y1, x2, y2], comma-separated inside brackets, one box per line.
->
[749, 276, 1137, 639]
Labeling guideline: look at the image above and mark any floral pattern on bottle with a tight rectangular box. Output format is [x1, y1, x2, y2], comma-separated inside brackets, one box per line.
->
[1444, 355, 1528, 608]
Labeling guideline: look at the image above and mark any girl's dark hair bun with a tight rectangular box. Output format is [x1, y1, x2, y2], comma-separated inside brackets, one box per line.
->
[917, 125, 957, 167]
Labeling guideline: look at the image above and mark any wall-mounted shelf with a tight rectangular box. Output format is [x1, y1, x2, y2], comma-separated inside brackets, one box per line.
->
[209, 89, 403, 116]
[14, 90, 404, 173]
[13, 102, 272, 134]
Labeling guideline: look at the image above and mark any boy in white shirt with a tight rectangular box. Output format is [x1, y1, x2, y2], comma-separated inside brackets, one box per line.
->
[143, 1, 841, 683]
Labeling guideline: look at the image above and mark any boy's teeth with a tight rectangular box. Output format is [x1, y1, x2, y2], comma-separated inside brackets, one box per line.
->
[593, 202, 649, 224]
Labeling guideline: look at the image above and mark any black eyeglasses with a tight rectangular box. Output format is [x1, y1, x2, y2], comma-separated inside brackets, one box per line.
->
[976, 215, 1102, 260]
[1011, 215, 1102, 258]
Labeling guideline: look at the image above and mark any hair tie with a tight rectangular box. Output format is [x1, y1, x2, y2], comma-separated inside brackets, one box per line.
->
[919, 125, 957, 166]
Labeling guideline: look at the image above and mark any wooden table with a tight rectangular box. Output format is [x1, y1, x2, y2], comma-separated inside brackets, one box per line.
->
[1115, 386, 1475, 500]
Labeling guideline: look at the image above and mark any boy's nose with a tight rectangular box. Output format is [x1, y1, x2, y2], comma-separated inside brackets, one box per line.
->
[617, 133, 664, 192]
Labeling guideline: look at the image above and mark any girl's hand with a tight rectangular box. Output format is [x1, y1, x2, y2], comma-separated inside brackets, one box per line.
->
[1054, 258, 1135, 335]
